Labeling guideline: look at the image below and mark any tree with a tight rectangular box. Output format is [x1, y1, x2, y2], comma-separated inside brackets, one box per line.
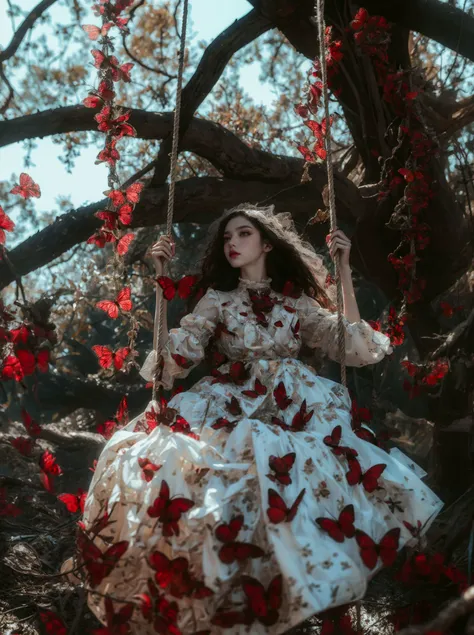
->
[0, 0, 474, 632]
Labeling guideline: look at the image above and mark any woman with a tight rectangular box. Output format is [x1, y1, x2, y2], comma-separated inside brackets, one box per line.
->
[71, 204, 442, 634]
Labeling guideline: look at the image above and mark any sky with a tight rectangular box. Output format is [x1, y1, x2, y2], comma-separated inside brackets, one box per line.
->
[0, 0, 276, 234]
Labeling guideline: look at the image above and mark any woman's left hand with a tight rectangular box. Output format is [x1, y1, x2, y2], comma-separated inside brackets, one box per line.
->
[326, 229, 352, 268]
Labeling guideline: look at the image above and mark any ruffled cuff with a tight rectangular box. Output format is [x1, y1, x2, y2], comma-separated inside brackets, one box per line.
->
[344, 318, 393, 366]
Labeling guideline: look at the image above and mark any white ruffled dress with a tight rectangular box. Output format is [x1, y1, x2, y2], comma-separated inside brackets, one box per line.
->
[81, 277, 443, 634]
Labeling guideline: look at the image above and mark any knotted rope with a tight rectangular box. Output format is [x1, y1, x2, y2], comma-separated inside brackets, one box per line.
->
[152, 0, 189, 402]
[314, 0, 347, 387]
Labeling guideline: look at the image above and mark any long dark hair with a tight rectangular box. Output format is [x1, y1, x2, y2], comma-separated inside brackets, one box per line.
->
[188, 205, 334, 310]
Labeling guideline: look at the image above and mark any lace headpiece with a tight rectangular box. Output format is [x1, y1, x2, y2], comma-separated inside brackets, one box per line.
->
[206, 203, 337, 305]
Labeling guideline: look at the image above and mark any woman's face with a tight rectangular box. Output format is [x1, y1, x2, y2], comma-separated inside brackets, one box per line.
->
[223, 215, 271, 268]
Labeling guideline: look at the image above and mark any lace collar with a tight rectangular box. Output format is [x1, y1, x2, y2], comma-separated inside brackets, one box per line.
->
[237, 276, 272, 292]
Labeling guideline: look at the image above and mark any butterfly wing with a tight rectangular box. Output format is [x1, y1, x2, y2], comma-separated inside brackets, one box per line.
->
[241, 576, 267, 618]
[361, 463, 386, 493]
[338, 504, 356, 538]
[157, 276, 176, 301]
[92, 345, 113, 369]
[345, 457, 362, 486]
[96, 299, 119, 319]
[378, 528, 401, 567]
[316, 517, 345, 543]
[177, 274, 199, 299]
[266, 489, 288, 524]
[287, 488, 306, 522]
[273, 381, 293, 410]
[116, 286, 132, 312]
[125, 182, 143, 203]
[323, 425, 341, 448]
[113, 346, 130, 370]
[355, 530, 378, 570]
[117, 233, 134, 256]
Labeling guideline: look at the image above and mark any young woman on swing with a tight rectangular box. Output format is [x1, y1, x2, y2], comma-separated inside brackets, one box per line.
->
[71, 202, 442, 634]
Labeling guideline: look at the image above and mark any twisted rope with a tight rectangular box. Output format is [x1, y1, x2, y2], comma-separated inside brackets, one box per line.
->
[152, 0, 190, 402]
[314, 0, 347, 387]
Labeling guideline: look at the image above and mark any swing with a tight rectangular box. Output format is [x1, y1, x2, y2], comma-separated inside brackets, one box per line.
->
[152, 0, 347, 403]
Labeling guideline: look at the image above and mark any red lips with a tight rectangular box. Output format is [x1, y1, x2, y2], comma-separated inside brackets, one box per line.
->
[229, 251, 240, 257]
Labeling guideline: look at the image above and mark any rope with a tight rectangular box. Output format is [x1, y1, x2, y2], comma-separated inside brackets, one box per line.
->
[314, 0, 347, 387]
[152, 0, 190, 402]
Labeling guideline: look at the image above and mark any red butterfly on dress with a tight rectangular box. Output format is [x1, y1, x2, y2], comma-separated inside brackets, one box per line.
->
[241, 378, 267, 398]
[315, 504, 356, 543]
[96, 286, 132, 318]
[291, 399, 313, 431]
[10, 173, 41, 199]
[170, 352, 193, 369]
[92, 344, 130, 370]
[225, 395, 242, 417]
[355, 527, 400, 569]
[77, 531, 129, 586]
[215, 515, 265, 564]
[323, 425, 358, 459]
[241, 574, 283, 626]
[273, 381, 293, 410]
[211, 361, 250, 386]
[403, 519, 422, 538]
[148, 550, 193, 597]
[138, 457, 162, 482]
[0, 206, 15, 244]
[267, 453, 296, 485]
[267, 488, 305, 523]
[211, 417, 238, 432]
[156, 275, 199, 301]
[345, 457, 386, 492]
[147, 479, 194, 537]
[58, 488, 87, 513]
[101, 596, 134, 634]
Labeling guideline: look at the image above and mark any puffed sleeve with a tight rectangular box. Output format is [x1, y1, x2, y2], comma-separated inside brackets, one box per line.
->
[298, 294, 392, 367]
[139, 289, 220, 389]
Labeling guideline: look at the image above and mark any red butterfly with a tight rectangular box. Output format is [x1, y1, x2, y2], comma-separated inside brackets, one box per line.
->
[355, 528, 400, 569]
[267, 488, 305, 523]
[291, 399, 313, 431]
[148, 550, 192, 596]
[273, 381, 293, 410]
[170, 353, 193, 369]
[16, 348, 50, 375]
[283, 304, 297, 313]
[345, 458, 386, 492]
[241, 378, 267, 398]
[274, 320, 283, 328]
[116, 232, 134, 255]
[323, 425, 358, 459]
[1, 354, 24, 381]
[316, 504, 355, 543]
[39, 610, 67, 635]
[403, 520, 422, 538]
[10, 173, 41, 198]
[21, 408, 42, 437]
[212, 361, 249, 386]
[101, 596, 134, 634]
[215, 515, 265, 564]
[0, 206, 15, 244]
[10, 436, 35, 456]
[58, 488, 87, 513]
[77, 532, 129, 586]
[96, 286, 132, 318]
[242, 574, 283, 626]
[138, 457, 161, 482]
[87, 228, 116, 249]
[225, 395, 242, 417]
[96, 138, 120, 166]
[282, 281, 301, 298]
[147, 479, 194, 537]
[39, 450, 63, 492]
[170, 415, 199, 440]
[82, 22, 113, 40]
[267, 453, 296, 485]
[156, 275, 199, 301]
[92, 345, 130, 370]
[97, 395, 128, 439]
[96, 205, 133, 227]
[291, 319, 300, 339]
[211, 417, 238, 432]
[105, 182, 143, 207]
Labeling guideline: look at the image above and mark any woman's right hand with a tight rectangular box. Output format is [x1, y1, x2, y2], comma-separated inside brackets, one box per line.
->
[150, 235, 175, 275]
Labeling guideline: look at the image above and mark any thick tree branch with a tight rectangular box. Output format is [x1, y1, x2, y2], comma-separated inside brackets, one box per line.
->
[0, 0, 59, 63]
[0, 106, 306, 182]
[149, 8, 272, 186]
[0, 172, 362, 290]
